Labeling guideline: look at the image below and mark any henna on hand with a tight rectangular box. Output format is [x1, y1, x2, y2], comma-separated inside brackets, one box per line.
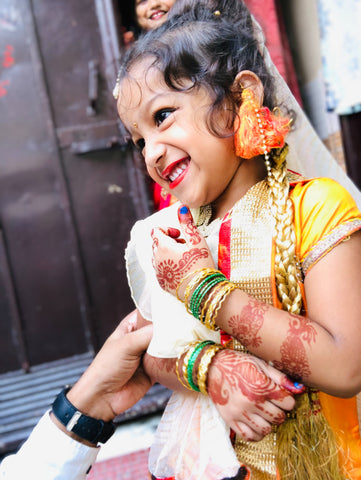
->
[154, 248, 209, 293]
[208, 350, 289, 407]
[183, 218, 202, 245]
[142, 354, 178, 390]
[151, 206, 215, 296]
[207, 350, 295, 441]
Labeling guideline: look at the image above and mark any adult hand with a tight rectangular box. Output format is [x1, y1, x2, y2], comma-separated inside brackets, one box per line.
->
[66, 311, 153, 423]
[207, 349, 303, 442]
[151, 205, 215, 298]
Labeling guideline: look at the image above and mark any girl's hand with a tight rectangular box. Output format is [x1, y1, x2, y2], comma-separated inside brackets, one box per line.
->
[207, 350, 303, 442]
[151, 205, 215, 298]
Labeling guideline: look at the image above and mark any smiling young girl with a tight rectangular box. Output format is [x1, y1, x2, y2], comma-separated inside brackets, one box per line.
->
[115, 1, 361, 479]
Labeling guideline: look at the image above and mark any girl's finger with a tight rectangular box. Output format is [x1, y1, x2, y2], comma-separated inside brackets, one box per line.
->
[167, 227, 186, 244]
[151, 227, 187, 253]
[231, 420, 266, 442]
[177, 205, 205, 246]
[258, 360, 304, 396]
[167, 227, 181, 238]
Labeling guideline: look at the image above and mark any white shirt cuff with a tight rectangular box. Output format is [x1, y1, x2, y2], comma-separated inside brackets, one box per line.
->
[0, 411, 100, 480]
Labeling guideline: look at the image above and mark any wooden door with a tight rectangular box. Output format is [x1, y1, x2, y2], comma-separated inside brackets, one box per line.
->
[0, 0, 151, 373]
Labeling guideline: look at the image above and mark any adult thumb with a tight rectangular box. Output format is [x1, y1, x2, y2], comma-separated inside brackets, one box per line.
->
[126, 324, 153, 357]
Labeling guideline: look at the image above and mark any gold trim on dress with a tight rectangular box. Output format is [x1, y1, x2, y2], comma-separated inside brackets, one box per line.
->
[226, 181, 278, 478]
[302, 219, 361, 275]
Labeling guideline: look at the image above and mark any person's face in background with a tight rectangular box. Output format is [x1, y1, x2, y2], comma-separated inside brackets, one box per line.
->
[135, 0, 177, 31]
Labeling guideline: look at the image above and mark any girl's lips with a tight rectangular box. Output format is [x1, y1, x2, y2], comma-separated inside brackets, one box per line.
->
[169, 165, 188, 189]
[161, 158, 190, 189]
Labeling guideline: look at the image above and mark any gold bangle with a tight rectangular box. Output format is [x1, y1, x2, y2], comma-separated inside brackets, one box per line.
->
[205, 282, 238, 330]
[199, 284, 215, 324]
[197, 344, 224, 395]
[183, 268, 218, 313]
[176, 268, 208, 302]
[204, 281, 229, 329]
[175, 342, 198, 390]
[199, 279, 229, 324]
[198, 280, 225, 329]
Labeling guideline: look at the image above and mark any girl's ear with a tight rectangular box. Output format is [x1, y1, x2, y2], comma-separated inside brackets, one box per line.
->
[233, 70, 264, 105]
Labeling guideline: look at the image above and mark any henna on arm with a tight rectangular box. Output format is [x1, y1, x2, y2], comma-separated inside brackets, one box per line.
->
[215, 291, 326, 385]
[272, 314, 316, 380]
[229, 297, 269, 349]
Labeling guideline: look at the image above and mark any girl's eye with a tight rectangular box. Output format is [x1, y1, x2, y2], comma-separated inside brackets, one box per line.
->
[135, 138, 145, 152]
[154, 108, 175, 126]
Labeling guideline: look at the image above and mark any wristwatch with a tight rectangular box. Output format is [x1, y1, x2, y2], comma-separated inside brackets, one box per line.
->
[52, 386, 115, 444]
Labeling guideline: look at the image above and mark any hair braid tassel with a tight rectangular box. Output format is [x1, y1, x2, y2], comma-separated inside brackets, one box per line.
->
[267, 147, 346, 479]
[277, 391, 346, 480]
[268, 146, 303, 314]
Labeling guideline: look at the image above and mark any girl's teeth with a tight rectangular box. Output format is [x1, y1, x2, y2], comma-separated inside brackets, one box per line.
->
[168, 162, 188, 182]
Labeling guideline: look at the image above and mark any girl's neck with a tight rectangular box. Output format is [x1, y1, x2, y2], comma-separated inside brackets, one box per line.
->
[211, 156, 267, 220]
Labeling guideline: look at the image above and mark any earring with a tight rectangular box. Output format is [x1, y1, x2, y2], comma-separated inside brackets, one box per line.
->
[234, 88, 291, 163]
[113, 75, 120, 100]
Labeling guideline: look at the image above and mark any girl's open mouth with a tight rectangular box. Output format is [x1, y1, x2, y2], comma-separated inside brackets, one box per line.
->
[162, 158, 190, 189]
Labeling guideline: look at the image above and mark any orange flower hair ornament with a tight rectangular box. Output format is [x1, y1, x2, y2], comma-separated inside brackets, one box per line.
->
[234, 88, 291, 159]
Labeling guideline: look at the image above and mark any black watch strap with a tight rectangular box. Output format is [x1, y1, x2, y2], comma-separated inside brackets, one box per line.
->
[52, 386, 115, 444]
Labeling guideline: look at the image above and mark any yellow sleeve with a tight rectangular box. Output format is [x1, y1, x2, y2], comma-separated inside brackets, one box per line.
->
[291, 178, 361, 276]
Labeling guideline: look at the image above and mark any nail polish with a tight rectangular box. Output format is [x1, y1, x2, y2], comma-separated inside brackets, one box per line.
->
[293, 382, 304, 390]
[179, 206, 189, 214]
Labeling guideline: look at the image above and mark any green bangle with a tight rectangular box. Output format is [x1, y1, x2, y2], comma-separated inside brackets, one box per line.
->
[197, 344, 224, 395]
[181, 345, 198, 390]
[190, 279, 217, 319]
[186, 341, 214, 391]
[190, 273, 226, 319]
[191, 277, 225, 319]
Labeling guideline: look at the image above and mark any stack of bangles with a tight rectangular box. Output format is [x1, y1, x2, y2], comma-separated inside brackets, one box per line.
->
[176, 267, 238, 331]
[175, 269, 239, 393]
[176, 340, 225, 394]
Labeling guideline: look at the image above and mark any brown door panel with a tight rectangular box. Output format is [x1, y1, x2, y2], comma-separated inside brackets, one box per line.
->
[0, 0, 150, 371]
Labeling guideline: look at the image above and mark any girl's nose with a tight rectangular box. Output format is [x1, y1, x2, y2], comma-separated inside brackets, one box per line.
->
[144, 137, 166, 168]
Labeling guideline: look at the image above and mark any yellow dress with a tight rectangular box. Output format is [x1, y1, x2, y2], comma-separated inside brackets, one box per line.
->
[292, 178, 361, 479]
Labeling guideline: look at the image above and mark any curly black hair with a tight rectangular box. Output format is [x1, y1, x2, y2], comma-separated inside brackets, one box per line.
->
[118, 0, 276, 137]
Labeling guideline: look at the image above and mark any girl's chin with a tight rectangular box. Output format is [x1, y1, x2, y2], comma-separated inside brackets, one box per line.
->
[176, 197, 203, 209]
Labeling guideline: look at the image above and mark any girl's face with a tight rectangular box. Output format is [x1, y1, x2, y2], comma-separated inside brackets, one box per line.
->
[135, 0, 176, 32]
[118, 60, 257, 215]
